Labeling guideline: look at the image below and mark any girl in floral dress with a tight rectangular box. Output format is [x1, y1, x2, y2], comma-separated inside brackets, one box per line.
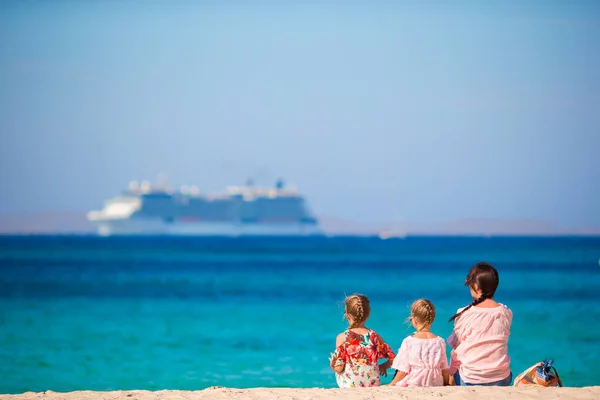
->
[330, 294, 396, 387]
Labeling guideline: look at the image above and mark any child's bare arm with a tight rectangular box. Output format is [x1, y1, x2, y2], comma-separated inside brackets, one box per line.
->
[330, 333, 346, 373]
[442, 369, 450, 386]
[388, 370, 408, 386]
[376, 335, 397, 377]
[329, 352, 345, 373]
[332, 364, 344, 373]
[335, 332, 345, 348]
[378, 360, 392, 376]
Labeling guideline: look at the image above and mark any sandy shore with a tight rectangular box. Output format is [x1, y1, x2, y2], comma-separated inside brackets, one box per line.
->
[2, 387, 599, 400]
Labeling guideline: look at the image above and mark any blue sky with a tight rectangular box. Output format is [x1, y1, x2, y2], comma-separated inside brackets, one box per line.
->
[1, 1, 599, 227]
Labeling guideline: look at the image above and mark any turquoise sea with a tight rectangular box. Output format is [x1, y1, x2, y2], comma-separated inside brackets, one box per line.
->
[0, 236, 599, 393]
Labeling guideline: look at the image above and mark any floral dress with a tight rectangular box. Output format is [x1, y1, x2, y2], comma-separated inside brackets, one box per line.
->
[331, 329, 396, 387]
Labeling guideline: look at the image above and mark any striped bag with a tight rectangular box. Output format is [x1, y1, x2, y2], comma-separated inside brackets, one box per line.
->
[514, 359, 563, 387]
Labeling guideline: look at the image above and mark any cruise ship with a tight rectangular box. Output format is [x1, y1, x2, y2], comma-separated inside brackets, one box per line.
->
[87, 178, 323, 236]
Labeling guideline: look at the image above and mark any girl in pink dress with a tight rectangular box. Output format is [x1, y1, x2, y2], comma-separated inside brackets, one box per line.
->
[447, 262, 512, 386]
[389, 299, 450, 387]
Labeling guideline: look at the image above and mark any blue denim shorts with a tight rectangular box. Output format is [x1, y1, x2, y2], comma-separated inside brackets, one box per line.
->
[454, 372, 513, 386]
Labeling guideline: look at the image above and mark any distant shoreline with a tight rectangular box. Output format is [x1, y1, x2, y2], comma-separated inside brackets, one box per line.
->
[1, 233, 599, 238]
[1, 212, 599, 237]
[0, 232, 599, 238]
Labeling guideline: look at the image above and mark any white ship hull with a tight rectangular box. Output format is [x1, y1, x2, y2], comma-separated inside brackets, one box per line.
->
[92, 218, 323, 237]
[88, 179, 323, 236]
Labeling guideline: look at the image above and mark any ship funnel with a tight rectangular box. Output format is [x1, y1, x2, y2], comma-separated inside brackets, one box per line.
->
[156, 172, 168, 189]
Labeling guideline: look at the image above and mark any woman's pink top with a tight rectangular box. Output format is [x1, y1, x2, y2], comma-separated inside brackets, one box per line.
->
[447, 304, 512, 384]
[391, 336, 448, 387]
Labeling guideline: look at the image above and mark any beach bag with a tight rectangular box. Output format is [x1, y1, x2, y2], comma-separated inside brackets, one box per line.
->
[514, 359, 563, 387]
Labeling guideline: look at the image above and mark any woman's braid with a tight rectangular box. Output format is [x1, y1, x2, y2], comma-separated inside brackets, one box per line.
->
[449, 293, 488, 322]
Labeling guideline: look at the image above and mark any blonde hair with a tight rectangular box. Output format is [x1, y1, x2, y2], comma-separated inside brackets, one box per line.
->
[410, 299, 436, 331]
[344, 294, 371, 328]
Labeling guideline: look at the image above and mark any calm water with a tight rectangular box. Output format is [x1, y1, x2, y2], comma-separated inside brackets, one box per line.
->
[1, 235, 599, 393]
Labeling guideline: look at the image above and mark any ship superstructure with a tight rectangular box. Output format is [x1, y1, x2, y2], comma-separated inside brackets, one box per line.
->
[87, 179, 322, 236]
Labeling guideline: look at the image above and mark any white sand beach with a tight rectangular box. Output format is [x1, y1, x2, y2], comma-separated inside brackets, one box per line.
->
[2, 387, 600, 400]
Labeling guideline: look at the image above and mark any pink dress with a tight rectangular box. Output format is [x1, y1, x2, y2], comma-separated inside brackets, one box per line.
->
[447, 304, 512, 384]
[391, 336, 449, 387]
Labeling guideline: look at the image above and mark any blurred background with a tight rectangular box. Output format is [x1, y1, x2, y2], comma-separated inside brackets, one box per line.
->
[1, 0, 599, 234]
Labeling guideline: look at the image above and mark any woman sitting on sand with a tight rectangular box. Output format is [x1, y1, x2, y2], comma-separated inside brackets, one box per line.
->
[448, 262, 513, 386]
[388, 299, 450, 387]
[330, 294, 396, 387]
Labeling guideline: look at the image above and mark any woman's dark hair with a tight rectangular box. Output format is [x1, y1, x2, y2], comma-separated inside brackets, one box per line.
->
[449, 262, 499, 322]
